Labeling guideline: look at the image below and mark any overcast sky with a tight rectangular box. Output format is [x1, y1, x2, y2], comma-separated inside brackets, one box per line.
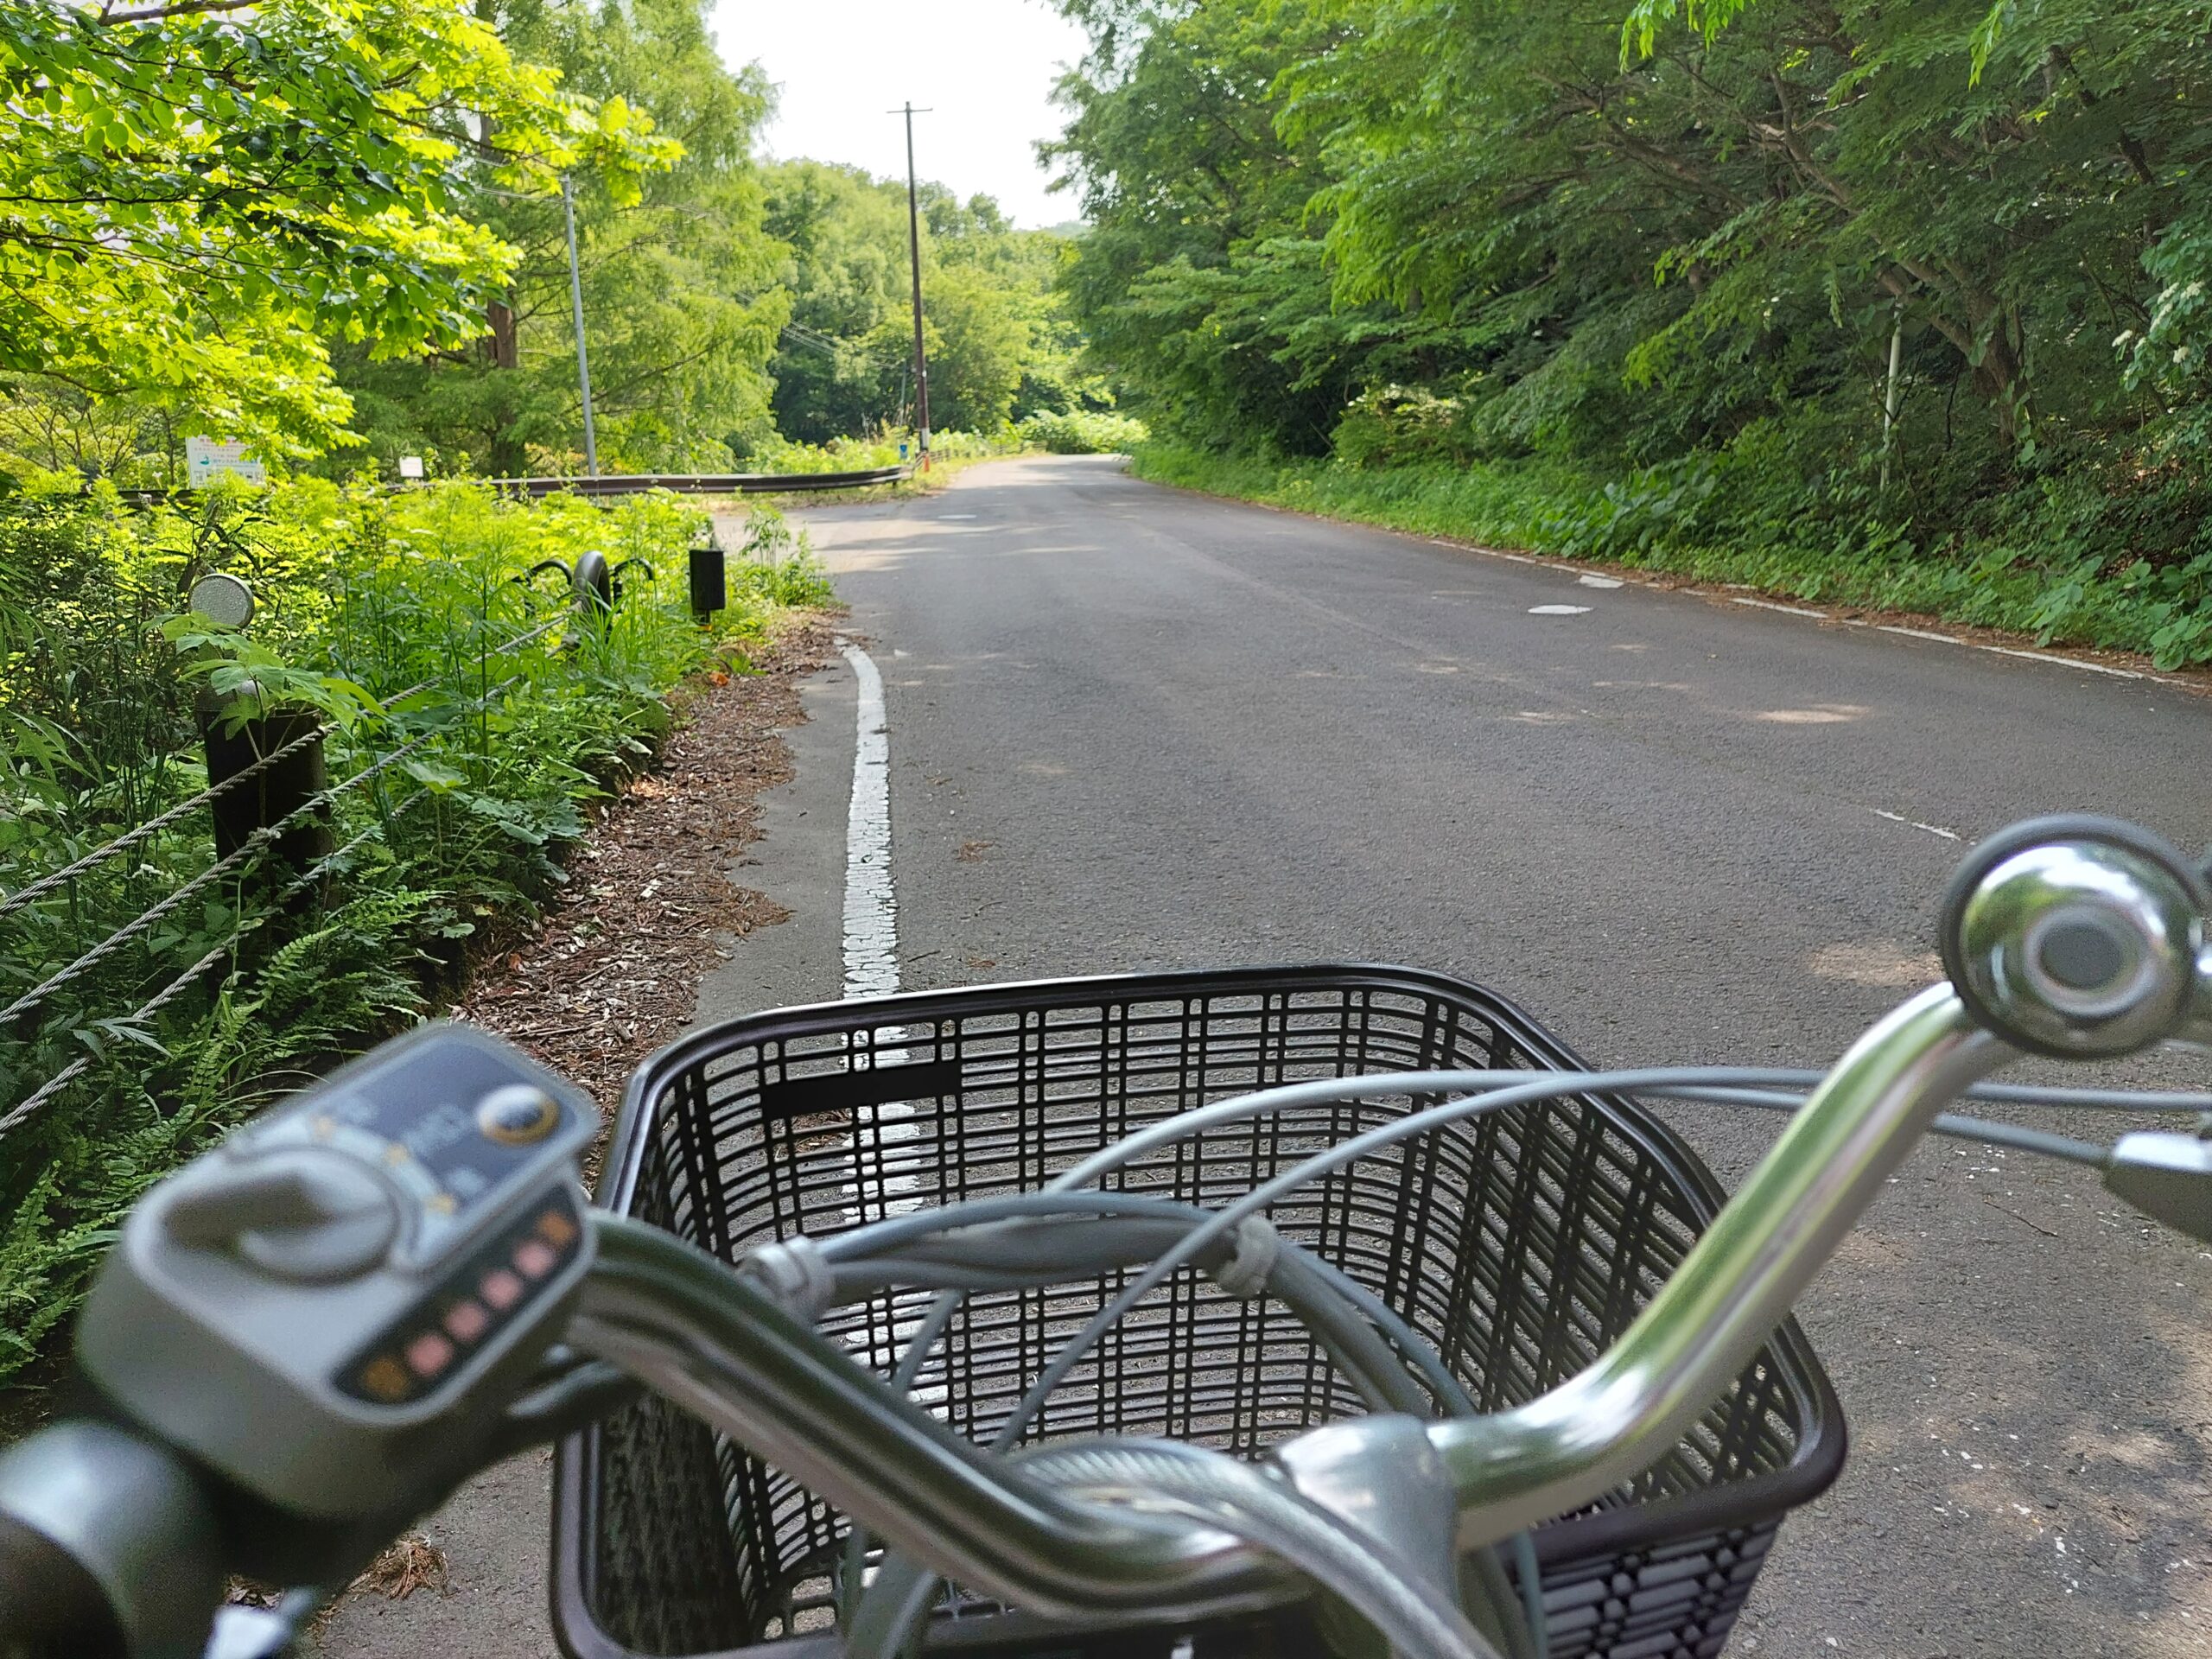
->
[708, 2, 1092, 228]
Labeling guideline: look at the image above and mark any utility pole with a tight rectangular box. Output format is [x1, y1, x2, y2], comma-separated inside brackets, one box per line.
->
[561, 175, 601, 478]
[893, 102, 933, 470]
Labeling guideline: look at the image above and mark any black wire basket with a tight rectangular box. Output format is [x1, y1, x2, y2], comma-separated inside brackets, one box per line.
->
[553, 965, 1845, 1659]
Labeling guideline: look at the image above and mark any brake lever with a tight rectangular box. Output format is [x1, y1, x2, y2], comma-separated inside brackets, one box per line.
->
[2105, 1125, 2212, 1245]
[204, 1588, 325, 1659]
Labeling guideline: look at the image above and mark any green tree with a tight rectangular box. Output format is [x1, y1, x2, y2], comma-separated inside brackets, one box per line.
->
[337, 0, 785, 475]
[760, 162, 1086, 444]
[0, 0, 672, 460]
[1048, 0, 2212, 565]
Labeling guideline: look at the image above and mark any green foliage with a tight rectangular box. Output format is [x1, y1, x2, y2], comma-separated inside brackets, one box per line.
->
[0, 479, 831, 1378]
[1047, 0, 2212, 657]
[0, 0, 677, 456]
[1135, 440, 2212, 670]
[760, 162, 1112, 448]
[1015, 410, 1148, 454]
[334, 0, 785, 477]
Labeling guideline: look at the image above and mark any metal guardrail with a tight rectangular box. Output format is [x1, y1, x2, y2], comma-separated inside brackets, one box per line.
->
[111, 467, 911, 509]
[486, 467, 911, 497]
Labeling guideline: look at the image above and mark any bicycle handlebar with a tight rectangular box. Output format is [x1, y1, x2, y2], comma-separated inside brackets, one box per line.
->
[2, 815, 2206, 1653]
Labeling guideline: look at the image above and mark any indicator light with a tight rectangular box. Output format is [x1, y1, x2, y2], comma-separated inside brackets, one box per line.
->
[404, 1331, 454, 1379]
[359, 1357, 411, 1403]
[513, 1238, 557, 1281]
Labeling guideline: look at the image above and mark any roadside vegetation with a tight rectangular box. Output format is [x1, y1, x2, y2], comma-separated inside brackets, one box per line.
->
[0, 0, 1104, 1378]
[0, 480, 830, 1380]
[0, 0, 1125, 485]
[1046, 0, 2212, 666]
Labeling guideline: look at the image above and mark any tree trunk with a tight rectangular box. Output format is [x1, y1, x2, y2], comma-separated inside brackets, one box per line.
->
[486, 298, 518, 370]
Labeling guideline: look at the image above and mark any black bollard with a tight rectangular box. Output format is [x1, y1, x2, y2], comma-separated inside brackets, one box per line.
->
[688, 529, 726, 623]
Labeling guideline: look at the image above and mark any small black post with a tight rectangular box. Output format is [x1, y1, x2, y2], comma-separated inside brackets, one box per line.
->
[689, 526, 726, 623]
[198, 683, 332, 896]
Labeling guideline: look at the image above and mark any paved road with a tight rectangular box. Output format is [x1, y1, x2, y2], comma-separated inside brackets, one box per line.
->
[806, 454, 2212, 1658]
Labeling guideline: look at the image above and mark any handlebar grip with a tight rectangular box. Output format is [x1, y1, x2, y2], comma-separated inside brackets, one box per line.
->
[0, 1510, 130, 1659]
[0, 1420, 226, 1659]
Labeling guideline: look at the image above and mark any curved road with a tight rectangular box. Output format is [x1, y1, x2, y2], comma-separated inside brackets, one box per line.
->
[808, 453, 2212, 1658]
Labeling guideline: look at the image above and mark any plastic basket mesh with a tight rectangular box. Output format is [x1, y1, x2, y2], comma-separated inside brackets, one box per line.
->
[556, 967, 1840, 1659]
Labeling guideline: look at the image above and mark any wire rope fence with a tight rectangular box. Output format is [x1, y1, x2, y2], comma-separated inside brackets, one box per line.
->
[0, 475, 836, 1378]
[1, 617, 562, 1141]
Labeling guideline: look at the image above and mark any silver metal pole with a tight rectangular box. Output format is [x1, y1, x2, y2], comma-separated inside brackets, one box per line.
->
[561, 176, 600, 478]
[1880, 304, 1904, 493]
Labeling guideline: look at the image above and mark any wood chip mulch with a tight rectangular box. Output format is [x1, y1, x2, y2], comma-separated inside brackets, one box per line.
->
[447, 613, 838, 1135]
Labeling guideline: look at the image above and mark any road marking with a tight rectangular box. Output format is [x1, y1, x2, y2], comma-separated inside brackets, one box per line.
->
[841, 641, 898, 998]
[1869, 808, 1964, 842]
[1414, 529, 2181, 687]
[1529, 604, 1591, 616]
[1435, 537, 1540, 565]
[836, 642, 930, 1318]
[1732, 596, 1827, 618]
[1978, 645, 2144, 681]
[938, 513, 978, 520]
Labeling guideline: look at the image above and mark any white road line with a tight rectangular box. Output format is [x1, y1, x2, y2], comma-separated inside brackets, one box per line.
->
[1869, 808, 1964, 842]
[1732, 596, 1828, 619]
[1434, 537, 1540, 565]
[1529, 604, 1592, 616]
[1416, 529, 2181, 688]
[841, 641, 898, 998]
[836, 643, 933, 1393]
[1977, 645, 2144, 681]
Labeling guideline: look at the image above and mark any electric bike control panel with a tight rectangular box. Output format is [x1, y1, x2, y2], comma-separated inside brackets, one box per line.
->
[74, 1024, 597, 1516]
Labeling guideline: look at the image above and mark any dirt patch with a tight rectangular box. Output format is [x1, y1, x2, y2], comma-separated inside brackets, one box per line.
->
[448, 614, 837, 1131]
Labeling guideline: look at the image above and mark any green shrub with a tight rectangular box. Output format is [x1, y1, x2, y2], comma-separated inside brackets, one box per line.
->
[1015, 410, 1149, 454]
[1130, 440, 2212, 670]
[0, 478, 832, 1380]
[747, 428, 1020, 474]
[1330, 388, 1474, 470]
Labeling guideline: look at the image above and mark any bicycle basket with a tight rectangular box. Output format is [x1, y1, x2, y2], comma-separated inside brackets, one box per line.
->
[553, 964, 1844, 1659]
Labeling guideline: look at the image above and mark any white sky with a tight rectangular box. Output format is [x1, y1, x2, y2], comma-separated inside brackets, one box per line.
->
[707, 2, 1092, 228]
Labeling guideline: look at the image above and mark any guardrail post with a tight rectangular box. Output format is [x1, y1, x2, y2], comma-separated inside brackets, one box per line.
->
[198, 684, 332, 897]
[689, 525, 726, 623]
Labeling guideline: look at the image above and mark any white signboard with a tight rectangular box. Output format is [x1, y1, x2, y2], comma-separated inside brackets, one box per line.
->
[185, 437, 266, 488]
[397, 455, 426, 480]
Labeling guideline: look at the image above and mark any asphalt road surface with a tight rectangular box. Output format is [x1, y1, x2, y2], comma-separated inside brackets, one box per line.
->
[804, 453, 2212, 1659]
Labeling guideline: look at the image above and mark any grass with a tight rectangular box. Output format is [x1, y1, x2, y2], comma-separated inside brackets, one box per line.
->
[1130, 442, 2212, 671]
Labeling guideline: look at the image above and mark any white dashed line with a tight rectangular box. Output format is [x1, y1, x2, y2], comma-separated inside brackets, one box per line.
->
[1529, 605, 1592, 616]
[1732, 596, 1828, 618]
[1411, 531, 2180, 688]
[1869, 808, 1964, 842]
